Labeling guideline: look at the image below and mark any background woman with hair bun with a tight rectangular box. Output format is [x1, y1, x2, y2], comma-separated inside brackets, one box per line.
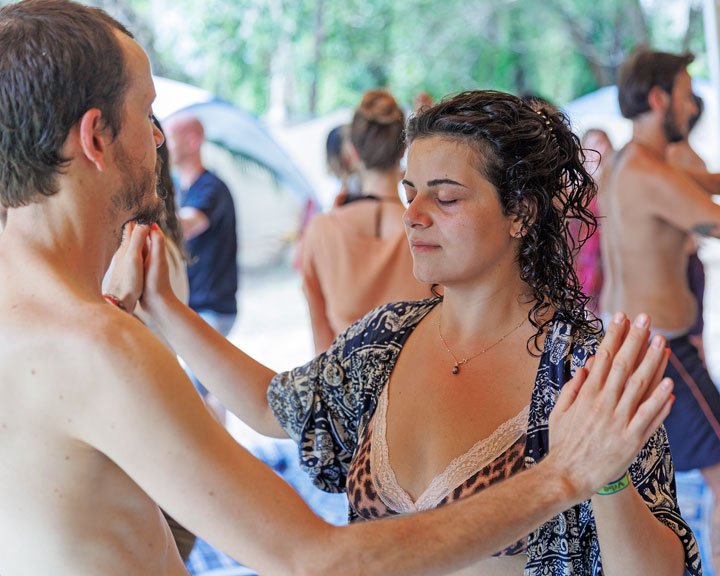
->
[301, 89, 431, 353]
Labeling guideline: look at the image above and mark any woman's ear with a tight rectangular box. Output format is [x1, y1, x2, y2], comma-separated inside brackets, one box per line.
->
[78, 108, 109, 171]
[510, 197, 536, 239]
[510, 216, 526, 239]
[345, 142, 362, 172]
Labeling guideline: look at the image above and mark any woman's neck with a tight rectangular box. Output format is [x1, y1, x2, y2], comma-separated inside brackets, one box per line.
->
[359, 167, 402, 201]
[438, 278, 534, 345]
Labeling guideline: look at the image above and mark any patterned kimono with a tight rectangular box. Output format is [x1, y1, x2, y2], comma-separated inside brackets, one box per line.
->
[268, 298, 701, 575]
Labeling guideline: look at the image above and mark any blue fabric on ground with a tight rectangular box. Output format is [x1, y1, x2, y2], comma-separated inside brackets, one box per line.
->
[186, 436, 347, 575]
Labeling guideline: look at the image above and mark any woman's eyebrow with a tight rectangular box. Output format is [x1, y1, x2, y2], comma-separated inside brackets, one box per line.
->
[402, 178, 468, 189]
[427, 178, 468, 188]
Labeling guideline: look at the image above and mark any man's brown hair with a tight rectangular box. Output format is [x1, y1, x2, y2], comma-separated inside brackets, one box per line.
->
[0, 0, 133, 207]
[617, 47, 694, 120]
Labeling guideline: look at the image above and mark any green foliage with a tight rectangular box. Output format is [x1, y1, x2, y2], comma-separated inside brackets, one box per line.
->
[1, 0, 708, 118]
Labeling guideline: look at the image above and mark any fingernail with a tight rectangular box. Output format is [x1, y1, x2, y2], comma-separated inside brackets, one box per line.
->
[151, 223, 159, 231]
[613, 312, 625, 324]
[634, 313, 649, 328]
[651, 335, 664, 349]
[661, 379, 673, 391]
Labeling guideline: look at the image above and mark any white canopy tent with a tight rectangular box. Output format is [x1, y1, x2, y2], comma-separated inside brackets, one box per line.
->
[153, 76, 316, 268]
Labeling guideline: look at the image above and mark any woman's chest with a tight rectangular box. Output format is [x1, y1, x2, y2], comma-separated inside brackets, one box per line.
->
[384, 349, 539, 493]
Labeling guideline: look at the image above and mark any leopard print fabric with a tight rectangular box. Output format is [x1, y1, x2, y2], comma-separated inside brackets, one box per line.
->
[347, 410, 528, 556]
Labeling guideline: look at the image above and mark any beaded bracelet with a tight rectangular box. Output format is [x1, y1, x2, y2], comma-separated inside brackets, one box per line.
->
[597, 471, 631, 495]
[103, 293, 128, 312]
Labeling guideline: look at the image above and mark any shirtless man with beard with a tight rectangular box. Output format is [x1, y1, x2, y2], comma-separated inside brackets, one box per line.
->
[0, 2, 677, 575]
[600, 47, 720, 572]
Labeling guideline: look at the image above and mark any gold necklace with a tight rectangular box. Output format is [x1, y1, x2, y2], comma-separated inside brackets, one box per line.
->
[438, 317, 526, 375]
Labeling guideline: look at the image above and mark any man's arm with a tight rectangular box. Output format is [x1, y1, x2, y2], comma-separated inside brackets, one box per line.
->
[72, 307, 674, 576]
[178, 206, 210, 239]
[680, 168, 720, 196]
[634, 161, 720, 237]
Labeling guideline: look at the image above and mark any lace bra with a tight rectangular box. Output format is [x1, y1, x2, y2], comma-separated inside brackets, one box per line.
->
[346, 384, 530, 556]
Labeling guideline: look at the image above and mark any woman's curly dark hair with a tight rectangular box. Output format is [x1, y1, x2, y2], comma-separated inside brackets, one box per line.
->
[405, 90, 601, 351]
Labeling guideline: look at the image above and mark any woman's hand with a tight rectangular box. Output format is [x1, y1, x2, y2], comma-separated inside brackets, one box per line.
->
[106, 222, 151, 313]
[139, 224, 175, 316]
[548, 312, 673, 498]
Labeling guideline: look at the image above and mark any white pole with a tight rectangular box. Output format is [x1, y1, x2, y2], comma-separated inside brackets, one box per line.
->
[703, 0, 720, 168]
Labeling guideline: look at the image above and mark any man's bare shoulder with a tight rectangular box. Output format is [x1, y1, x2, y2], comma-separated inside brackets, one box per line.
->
[0, 297, 185, 419]
[73, 302, 190, 400]
[611, 144, 671, 193]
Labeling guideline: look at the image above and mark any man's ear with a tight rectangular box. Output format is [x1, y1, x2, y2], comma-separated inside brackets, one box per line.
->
[648, 86, 670, 113]
[78, 108, 110, 171]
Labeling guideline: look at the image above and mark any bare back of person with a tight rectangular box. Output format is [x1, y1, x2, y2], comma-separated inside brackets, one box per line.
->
[335, 194, 406, 239]
[600, 143, 697, 332]
[0, 252, 187, 575]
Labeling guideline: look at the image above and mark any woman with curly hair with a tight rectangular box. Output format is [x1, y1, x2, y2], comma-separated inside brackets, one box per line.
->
[123, 90, 696, 575]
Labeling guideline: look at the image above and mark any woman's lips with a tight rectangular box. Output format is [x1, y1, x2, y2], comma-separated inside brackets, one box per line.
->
[410, 241, 440, 253]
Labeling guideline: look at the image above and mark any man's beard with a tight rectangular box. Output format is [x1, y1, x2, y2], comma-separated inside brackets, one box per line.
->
[662, 105, 686, 144]
[111, 141, 164, 225]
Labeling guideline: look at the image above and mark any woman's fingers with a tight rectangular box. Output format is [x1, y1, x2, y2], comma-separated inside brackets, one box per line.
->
[640, 391, 675, 444]
[614, 333, 666, 421]
[599, 314, 651, 406]
[627, 377, 674, 442]
[579, 312, 628, 397]
[128, 222, 150, 257]
[553, 367, 587, 417]
[141, 225, 172, 313]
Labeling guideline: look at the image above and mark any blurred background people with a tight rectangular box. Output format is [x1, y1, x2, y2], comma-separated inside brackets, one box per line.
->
[301, 89, 431, 352]
[164, 112, 239, 425]
[326, 123, 360, 207]
[412, 90, 434, 113]
[575, 128, 614, 311]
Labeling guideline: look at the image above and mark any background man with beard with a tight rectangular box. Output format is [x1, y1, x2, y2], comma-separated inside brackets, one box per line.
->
[0, 2, 680, 575]
[599, 47, 720, 573]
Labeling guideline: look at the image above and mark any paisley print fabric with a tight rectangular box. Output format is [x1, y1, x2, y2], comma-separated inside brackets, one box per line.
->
[268, 298, 701, 575]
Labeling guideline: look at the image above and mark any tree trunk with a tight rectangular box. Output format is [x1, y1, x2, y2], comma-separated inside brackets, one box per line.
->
[309, 0, 325, 117]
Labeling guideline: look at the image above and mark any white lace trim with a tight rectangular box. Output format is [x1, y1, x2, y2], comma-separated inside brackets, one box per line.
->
[371, 384, 529, 513]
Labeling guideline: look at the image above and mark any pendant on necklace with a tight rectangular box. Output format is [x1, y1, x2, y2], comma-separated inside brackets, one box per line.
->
[452, 363, 459, 375]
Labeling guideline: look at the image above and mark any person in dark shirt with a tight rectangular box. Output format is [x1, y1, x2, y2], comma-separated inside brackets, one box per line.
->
[165, 112, 238, 424]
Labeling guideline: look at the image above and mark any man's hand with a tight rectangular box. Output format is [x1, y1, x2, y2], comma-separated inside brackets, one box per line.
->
[106, 222, 151, 313]
[548, 312, 674, 499]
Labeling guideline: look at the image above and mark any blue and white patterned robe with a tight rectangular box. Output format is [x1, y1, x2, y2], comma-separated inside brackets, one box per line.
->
[269, 298, 701, 575]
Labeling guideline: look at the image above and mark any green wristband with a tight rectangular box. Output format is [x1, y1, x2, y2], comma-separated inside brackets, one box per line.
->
[597, 471, 631, 495]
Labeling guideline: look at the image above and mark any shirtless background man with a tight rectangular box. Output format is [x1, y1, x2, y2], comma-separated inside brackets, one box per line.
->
[0, 2, 677, 575]
[599, 47, 720, 571]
